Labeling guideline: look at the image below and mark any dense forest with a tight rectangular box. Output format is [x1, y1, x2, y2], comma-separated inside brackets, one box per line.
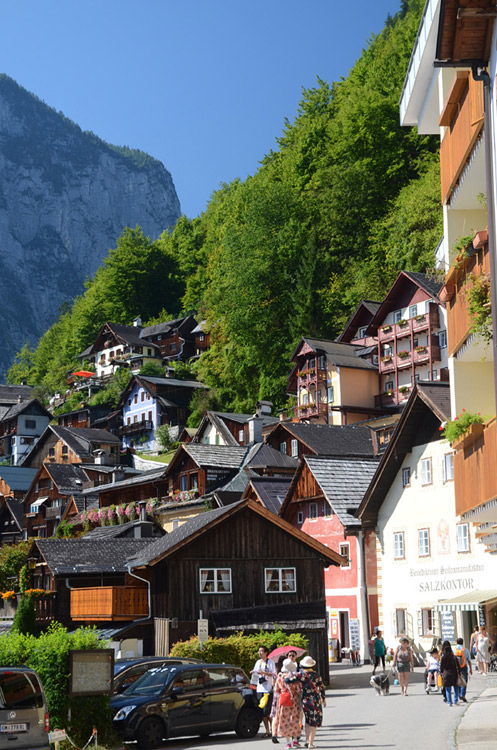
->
[8, 0, 443, 413]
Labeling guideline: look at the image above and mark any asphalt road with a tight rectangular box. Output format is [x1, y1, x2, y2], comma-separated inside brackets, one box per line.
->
[117, 663, 489, 750]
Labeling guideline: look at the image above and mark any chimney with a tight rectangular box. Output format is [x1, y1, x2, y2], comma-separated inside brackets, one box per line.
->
[255, 400, 273, 418]
[138, 500, 147, 522]
[21, 378, 27, 386]
[112, 467, 125, 483]
[247, 415, 263, 445]
[133, 316, 142, 327]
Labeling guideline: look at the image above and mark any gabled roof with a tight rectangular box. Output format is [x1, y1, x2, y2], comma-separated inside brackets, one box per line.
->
[82, 520, 165, 539]
[51, 425, 121, 455]
[4, 498, 23, 531]
[280, 455, 379, 528]
[337, 299, 381, 343]
[243, 476, 293, 515]
[193, 411, 279, 447]
[366, 271, 443, 333]
[0, 466, 37, 492]
[140, 315, 195, 338]
[245, 443, 298, 471]
[44, 464, 91, 492]
[273, 422, 374, 457]
[356, 383, 451, 526]
[33, 538, 155, 575]
[77, 321, 160, 358]
[0, 384, 33, 405]
[166, 444, 248, 476]
[0, 398, 51, 422]
[128, 498, 345, 569]
[80, 467, 166, 496]
[290, 337, 377, 371]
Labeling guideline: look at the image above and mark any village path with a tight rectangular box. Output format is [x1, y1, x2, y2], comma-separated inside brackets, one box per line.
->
[115, 663, 496, 750]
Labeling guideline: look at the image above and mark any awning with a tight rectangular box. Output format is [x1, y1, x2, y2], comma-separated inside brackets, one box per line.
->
[434, 589, 497, 612]
[72, 371, 95, 378]
[30, 497, 49, 509]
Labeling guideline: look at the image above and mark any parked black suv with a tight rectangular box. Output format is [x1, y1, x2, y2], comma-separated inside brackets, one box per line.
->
[113, 656, 201, 694]
[111, 663, 260, 748]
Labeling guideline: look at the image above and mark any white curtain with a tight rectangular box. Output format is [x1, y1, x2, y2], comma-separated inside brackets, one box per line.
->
[282, 569, 295, 591]
[200, 569, 209, 592]
[219, 569, 231, 592]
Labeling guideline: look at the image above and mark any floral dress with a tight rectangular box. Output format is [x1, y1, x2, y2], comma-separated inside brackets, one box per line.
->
[272, 673, 302, 738]
[299, 669, 326, 727]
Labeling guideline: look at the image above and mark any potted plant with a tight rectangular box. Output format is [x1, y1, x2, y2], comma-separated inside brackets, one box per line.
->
[381, 355, 392, 362]
[385, 389, 394, 397]
[399, 385, 410, 394]
[381, 325, 392, 333]
[441, 410, 485, 448]
[398, 350, 410, 359]
[398, 319, 408, 327]
[415, 345, 426, 353]
[414, 314, 425, 321]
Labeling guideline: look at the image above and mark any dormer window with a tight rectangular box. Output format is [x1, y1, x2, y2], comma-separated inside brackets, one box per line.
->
[393, 310, 402, 323]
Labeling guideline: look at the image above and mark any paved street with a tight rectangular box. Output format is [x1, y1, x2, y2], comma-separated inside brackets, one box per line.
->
[116, 663, 495, 750]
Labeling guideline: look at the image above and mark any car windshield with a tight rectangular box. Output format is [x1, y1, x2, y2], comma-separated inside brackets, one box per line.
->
[122, 665, 180, 696]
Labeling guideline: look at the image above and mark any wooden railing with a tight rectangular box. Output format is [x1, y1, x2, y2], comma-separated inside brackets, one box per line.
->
[446, 236, 490, 356]
[454, 417, 497, 516]
[440, 72, 484, 205]
[70, 586, 148, 621]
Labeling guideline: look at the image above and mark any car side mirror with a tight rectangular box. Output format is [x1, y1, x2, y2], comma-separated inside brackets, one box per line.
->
[171, 686, 184, 698]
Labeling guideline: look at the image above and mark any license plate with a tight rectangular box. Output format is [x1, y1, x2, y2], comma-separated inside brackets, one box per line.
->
[0, 723, 28, 733]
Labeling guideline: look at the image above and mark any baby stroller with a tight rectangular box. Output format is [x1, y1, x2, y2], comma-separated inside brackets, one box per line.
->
[424, 667, 441, 694]
[489, 654, 497, 673]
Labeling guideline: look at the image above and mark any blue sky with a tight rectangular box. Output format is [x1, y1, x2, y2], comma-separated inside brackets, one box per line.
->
[1, 1, 403, 219]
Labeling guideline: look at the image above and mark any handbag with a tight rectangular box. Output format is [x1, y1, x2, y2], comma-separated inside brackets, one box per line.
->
[457, 673, 467, 688]
[280, 689, 293, 707]
[437, 673, 443, 688]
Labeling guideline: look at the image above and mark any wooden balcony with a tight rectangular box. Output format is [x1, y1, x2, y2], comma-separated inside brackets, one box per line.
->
[454, 418, 497, 516]
[297, 403, 328, 420]
[440, 72, 484, 205]
[70, 586, 148, 621]
[33, 594, 56, 622]
[446, 235, 490, 356]
[120, 420, 153, 436]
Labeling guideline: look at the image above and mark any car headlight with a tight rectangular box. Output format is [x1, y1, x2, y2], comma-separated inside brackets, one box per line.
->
[113, 705, 137, 721]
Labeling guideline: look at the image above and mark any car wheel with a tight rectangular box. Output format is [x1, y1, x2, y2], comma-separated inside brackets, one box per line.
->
[136, 717, 165, 749]
[235, 707, 260, 739]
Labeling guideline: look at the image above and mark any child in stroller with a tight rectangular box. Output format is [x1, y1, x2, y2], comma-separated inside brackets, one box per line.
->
[424, 648, 440, 693]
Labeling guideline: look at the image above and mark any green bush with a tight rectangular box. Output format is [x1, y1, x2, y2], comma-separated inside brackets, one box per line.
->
[170, 627, 308, 676]
[11, 595, 37, 635]
[0, 623, 115, 746]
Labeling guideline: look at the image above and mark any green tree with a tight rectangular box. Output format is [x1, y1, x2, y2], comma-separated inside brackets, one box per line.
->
[139, 362, 165, 377]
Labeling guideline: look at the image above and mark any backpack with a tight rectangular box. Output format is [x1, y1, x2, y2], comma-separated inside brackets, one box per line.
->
[455, 646, 466, 668]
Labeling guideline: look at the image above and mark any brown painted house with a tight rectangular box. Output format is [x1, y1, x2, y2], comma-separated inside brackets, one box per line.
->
[140, 316, 197, 361]
[265, 421, 375, 461]
[165, 444, 248, 497]
[0, 467, 37, 544]
[21, 425, 121, 469]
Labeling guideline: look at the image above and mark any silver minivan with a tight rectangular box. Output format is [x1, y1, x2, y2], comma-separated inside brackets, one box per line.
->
[0, 667, 50, 750]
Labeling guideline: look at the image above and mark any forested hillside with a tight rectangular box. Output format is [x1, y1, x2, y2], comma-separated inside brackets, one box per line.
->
[8, 0, 443, 413]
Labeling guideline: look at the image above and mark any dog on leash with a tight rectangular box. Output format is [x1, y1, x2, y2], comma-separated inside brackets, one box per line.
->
[370, 671, 390, 695]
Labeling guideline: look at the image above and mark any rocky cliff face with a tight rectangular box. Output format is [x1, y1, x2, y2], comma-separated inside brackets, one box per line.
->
[0, 74, 181, 375]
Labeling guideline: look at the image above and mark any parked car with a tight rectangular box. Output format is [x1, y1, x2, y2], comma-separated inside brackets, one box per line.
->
[112, 662, 260, 748]
[113, 656, 201, 694]
[0, 667, 50, 750]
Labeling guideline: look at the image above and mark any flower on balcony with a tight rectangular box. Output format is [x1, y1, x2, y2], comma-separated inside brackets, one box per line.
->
[381, 325, 392, 332]
[125, 502, 137, 520]
[1, 591, 16, 601]
[381, 355, 392, 362]
[442, 410, 484, 443]
[399, 386, 410, 394]
[398, 319, 408, 326]
[385, 390, 394, 397]
[173, 490, 198, 503]
[24, 588, 50, 599]
[88, 509, 99, 525]
[414, 314, 425, 321]
[107, 505, 117, 525]
[415, 345, 426, 353]
[116, 505, 126, 524]
[398, 350, 410, 359]
[146, 498, 158, 515]
[466, 272, 492, 344]
[98, 508, 108, 526]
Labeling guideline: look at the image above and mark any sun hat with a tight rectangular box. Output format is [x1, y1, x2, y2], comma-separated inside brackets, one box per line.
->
[300, 656, 316, 668]
[282, 658, 298, 673]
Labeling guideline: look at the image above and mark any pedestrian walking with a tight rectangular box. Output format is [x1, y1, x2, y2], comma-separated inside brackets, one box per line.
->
[372, 630, 386, 674]
[272, 659, 302, 749]
[252, 645, 276, 737]
[470, 626, 480, 670]
[297, 656, 326, 749]
[270, 656, 286, 744]
[455, 637, 472, 702]
[476, 626, 490, 676]
[392, 637, 414, 696]
[440, 640, 461, 706]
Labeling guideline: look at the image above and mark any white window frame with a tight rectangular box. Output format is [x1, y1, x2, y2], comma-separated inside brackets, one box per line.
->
[309, 502, 318, 521]
[327, 386, 334, 404]
[238, 429, 244, 442]
[457, 523, 470, 553]
[395, 608, 407, 636]
[264, 567, 296, 593]
[291, 439, 298, 458]
[421, 608, 435, 636]
[418, 528, 430, 557]
[280, 441, 287, 455]
[393, 310, 402, 323]
[402, 467, 411, 487]
[439, 330, 447, 348]
[444, 452, 454, 482]
[339, 542, 351, 568]
[420, 457, 432, 486]
[394, 531, 405, 560]
[199, 568, 232, 594]
[409, 304, 418, 318]
[297, 510, 304, 525]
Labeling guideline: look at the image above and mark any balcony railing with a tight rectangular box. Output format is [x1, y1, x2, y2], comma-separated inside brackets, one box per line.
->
[119, 420, 153, 436]
[70, 586, 149, 621]
[297, 403, 328, 420]
[440, 72, 484, 205]
[454, 418, 497, 516]
[45, 506, 62, 520]
[378, 306, 440, 344]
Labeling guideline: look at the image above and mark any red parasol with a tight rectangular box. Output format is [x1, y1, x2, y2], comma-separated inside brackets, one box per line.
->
[72, 371, 95, 378]
[268, 645, 307, 661]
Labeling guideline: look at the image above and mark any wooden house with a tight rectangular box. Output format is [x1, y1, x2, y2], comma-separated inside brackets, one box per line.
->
[336, 299, 381, 347]
[191, 320, 210, 358]
[165, 444, 248, 497]
[23, 463, 93, 538]
[21, 425, 121, 469]
[126, 498, 345, 676]
[264, 421, 375, 461]
[77, 319, 162, 378]
[0, 398, 51, 465]
[140, 315, 197, 361]
[241, 476, 293, 515]
[279, 454, 379, 663]
[0, 467, 37, 543]
[56, 404, 114, 431]
[76, 467, 168, 513]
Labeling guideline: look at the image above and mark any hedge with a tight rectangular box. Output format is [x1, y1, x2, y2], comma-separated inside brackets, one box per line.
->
[0, 622, 115, 746]
[170, 627, 308, 675]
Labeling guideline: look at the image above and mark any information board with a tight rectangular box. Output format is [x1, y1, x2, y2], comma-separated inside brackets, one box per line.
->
[70, 649, 114, 697]
[197, 618, 209, 642]
[441, 612, 456, 642]
[349, 619, 361, 651]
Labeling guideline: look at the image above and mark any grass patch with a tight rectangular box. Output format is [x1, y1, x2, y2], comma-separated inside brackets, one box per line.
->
[136, 451, 174, 464]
